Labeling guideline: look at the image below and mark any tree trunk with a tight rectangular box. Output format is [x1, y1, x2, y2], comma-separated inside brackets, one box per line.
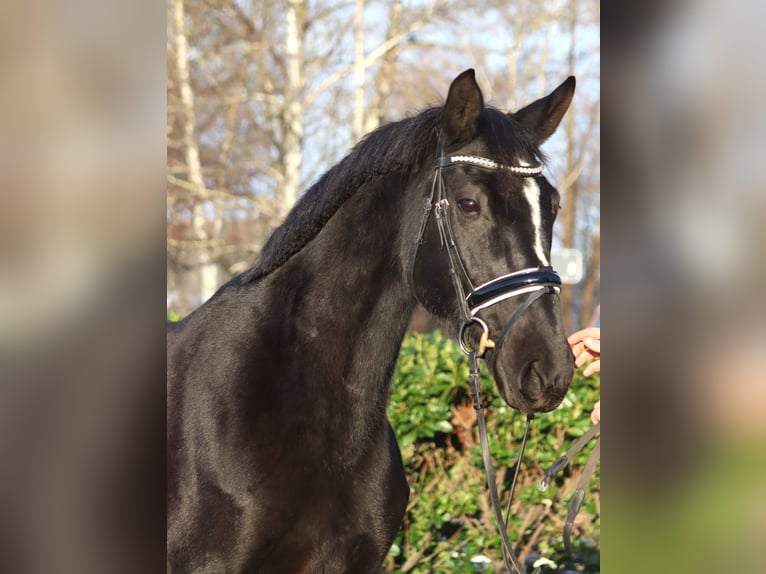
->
[352, 0, 366, 141]
[280, 0, 305, 220]
[172, 0, 218, 304]
[364, 0, 402, 134]
[579, 226, 600, 327]
[505, 43, 519, 111]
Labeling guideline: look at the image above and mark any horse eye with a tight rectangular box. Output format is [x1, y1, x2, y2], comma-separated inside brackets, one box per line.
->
[458, 198, 480, 214]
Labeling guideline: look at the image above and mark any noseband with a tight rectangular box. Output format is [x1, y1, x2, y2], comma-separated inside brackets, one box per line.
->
[410, 139, 568, 574]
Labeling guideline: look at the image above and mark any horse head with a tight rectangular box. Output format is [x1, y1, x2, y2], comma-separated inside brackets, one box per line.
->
[412, 69, 576, 413]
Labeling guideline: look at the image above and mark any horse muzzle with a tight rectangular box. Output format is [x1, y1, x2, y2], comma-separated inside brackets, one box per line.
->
[460, 270, 574, 413]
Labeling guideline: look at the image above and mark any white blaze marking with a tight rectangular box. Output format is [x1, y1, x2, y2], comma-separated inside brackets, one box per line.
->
[521, 177, 549, 266]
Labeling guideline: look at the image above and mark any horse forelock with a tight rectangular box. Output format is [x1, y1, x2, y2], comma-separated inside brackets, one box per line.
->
[482, 107, 547, 173]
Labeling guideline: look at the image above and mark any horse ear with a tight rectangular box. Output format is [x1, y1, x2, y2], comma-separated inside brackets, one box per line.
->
[512, 76, 576, 145]
[442, 69, 484, 145]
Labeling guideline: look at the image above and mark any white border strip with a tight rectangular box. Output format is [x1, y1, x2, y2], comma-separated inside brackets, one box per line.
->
[469, 267, 545, 294]
[468, 285, 560, 315]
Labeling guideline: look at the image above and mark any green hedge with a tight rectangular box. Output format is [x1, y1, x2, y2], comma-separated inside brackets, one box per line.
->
[385, 331, 600, 573]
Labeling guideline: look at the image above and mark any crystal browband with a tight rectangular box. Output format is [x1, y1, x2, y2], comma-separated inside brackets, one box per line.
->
[435, 155, 544, 176]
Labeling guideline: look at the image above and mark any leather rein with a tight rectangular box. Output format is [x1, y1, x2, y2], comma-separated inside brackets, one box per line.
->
[410, 137, 598, 573]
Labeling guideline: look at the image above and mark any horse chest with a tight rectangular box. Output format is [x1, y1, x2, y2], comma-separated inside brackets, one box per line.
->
[172, 422, 407, 573]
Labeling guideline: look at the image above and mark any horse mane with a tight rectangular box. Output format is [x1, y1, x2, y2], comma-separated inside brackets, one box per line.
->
[239, 107, 442, 284]
[238, 105, 545, 284]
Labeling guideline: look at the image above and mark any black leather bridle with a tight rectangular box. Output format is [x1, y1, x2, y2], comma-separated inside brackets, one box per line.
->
[412, 139, 563, 358]
[410, 137, 573, 574]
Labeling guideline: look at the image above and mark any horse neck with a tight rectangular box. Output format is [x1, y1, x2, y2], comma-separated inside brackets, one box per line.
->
[257, 171, 422, 447]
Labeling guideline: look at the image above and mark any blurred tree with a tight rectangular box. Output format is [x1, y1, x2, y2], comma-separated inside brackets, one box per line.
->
[166, 0, 599, 322]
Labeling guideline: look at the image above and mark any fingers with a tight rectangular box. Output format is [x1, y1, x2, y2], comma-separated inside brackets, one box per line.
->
[567, 327, 600, 346]
[590, 400, 600, 424]
[573, 342, 599, 368]
[582, 336, 600, 354]
[570, 330, 601, 425]
[583, 360, 600, 377]
[573, 346, 594, 367]
[569, 327, 600, 375]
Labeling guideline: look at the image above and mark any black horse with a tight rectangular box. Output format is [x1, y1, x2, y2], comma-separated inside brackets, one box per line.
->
[167, 69, 575, 573]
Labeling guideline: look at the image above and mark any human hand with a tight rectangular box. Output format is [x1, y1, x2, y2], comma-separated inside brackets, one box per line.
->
[568, 327, 600, 424]
[567, 327, 600, 377]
